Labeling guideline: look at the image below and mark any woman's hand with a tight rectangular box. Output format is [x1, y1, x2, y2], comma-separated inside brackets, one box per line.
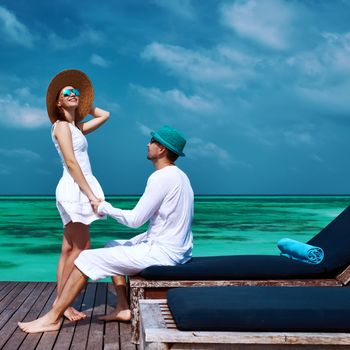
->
[90, 197, 103, 214]
[79, 106, 110, 135]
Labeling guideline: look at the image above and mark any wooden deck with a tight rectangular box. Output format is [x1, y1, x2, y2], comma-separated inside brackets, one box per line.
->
[0, 281, 138, 350]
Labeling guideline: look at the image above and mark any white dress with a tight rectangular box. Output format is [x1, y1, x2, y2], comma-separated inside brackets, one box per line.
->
[51, 121, 106, 226]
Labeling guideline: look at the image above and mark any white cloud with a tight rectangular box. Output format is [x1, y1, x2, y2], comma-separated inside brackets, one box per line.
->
[321, 32, 350, 72]
[142, 42, 235, 83]
[244, 126, 274, 147]
[286, 52, 324, 76]
[90, 53, 110, 67]
[152, 0, 195, 20]
[48, 28, 105, 50]
[133, 85, 217, 112]
[218, 45, 259, 66]
[221, 0, 296, 50]
[288, 32, 350, 77]
[0, 148, 41, 162]
[311, 154, 323, 163]
[284, 32, 350, 113]
[0, 94, 48, 128]
[136, 122, 152, 137]
[187, 137, 244, 169]
[296, 83, 350, 113]
[0, 6, 34, 48]
[283, 130, 313, 147]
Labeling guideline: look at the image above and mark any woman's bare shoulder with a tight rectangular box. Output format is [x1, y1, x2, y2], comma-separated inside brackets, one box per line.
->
[54, 121, 71, 137]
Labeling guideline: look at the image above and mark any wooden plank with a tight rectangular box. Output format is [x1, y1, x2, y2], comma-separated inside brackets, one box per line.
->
[337, 265, 350, 285]
[170, 345, 350, 349]
[0, 283, 138, 350]
[0, 281, 10, 293]
[2, 282, 53, 350]
[146, 328, 350, 344]
[53, 283, 95, 350]
[0, 282, 26, 317]
[130, 276, 342, 288]
[29, 283, 61, 350]
[86, 282, 107, 350]
[103, 282, 120, 350]
[0, 281, 16, 297]
[66, 282, 97, 350]
[0, 282, 42, 348]
[139, 300, 167, 350]
[120, 322, 136, 350]
[140, 302, 166, 331]
[18, 282, 57, 350]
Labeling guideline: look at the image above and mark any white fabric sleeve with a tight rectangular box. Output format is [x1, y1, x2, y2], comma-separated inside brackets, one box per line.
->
[97, 176, 165, 228]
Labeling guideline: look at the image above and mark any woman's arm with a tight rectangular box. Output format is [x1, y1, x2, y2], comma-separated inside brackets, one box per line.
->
[79, 106, 110, 135]
[54, 121, 99, 203]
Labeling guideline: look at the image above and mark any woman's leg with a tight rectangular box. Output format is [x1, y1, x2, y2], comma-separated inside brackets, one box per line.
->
[56, 222, 90, 321]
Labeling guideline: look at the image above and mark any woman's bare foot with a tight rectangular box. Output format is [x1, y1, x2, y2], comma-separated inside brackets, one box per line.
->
[63, 306, 86, 321]
[18, 314, 62, 334]
[53, 297, 85, 322]
[98, 308, 131, 322]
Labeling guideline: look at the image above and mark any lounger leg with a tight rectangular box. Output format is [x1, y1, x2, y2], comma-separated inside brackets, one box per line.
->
[130, 286, 144, 344]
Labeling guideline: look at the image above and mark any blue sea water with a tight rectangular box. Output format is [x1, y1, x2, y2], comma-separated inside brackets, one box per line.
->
[0, 195, 349, 281]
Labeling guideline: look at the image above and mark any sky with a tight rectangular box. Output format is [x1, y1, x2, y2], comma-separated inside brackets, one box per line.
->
[1, 0, 350, 195]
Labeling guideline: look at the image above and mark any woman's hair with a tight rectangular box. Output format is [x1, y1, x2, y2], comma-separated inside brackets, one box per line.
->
[55, 89, 80, 122]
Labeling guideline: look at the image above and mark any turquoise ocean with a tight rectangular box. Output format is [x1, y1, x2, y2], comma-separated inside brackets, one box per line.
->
[0, 196, 349, 282]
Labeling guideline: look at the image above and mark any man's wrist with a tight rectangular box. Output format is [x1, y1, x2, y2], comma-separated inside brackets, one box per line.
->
[97, 201, 109, 215]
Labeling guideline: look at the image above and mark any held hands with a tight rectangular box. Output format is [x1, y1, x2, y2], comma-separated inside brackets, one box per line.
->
[90, 197, 103, 214]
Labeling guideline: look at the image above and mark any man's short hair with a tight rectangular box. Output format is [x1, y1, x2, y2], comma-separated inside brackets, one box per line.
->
[166, 148, 179, 162]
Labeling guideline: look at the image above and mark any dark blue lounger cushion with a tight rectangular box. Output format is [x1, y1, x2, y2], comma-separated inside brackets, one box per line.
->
[140, 205, 350, 280]
[140, 255, 329, 280]
[167, 286, 350, 332]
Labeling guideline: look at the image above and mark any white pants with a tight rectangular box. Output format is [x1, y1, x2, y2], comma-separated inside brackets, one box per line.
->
[74, 232, 176, 281]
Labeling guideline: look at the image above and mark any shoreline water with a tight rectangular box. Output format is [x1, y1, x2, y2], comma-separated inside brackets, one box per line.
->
[0, 195, 349, 282]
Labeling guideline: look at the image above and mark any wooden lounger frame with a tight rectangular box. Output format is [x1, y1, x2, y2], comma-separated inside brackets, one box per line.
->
[130, 264, 350, 344]
[139, 299, 350, 350]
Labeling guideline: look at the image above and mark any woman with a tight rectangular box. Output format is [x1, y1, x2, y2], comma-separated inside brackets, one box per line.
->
[46, 69, 109, 321]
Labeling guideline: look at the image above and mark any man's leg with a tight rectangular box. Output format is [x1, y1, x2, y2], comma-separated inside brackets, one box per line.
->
[99, 275, 131, 322]
[18, 267, 88, 333]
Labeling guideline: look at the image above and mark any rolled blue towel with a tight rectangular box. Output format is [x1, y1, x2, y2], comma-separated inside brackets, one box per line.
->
[277, 238, 324, 265]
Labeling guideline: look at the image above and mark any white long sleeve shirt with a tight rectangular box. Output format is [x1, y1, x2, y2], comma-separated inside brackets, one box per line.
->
[98, 165, 194, 263]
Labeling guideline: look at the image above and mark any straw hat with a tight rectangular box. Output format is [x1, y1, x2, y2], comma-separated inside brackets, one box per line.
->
[150, 125, 186, 157]
[46, 69, 94, 124]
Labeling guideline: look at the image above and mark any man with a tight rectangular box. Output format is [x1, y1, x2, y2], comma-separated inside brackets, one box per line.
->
[18, 125, 194, 333]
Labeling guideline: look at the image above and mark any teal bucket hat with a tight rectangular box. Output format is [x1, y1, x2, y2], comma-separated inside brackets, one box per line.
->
[150, 125, 186, 157]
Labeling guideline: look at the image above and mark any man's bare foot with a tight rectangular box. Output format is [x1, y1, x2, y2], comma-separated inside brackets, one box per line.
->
[18, 314, 62, 334]
[63, 306, 86, 321]
[98, 308, 131, 322]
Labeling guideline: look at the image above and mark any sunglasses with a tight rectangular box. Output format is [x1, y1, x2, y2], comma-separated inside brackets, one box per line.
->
[62, 88, 80, 97]
[150, 138, 159, 144]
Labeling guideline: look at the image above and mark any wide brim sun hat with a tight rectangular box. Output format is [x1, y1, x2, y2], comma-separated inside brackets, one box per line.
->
[151, 125, 186, 157]
[46, 69, 94, 124]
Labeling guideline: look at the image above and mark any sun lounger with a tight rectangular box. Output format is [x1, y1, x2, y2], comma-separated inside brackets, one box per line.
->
[139, 286, 350, 349]
[130, 205, 350, 343]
